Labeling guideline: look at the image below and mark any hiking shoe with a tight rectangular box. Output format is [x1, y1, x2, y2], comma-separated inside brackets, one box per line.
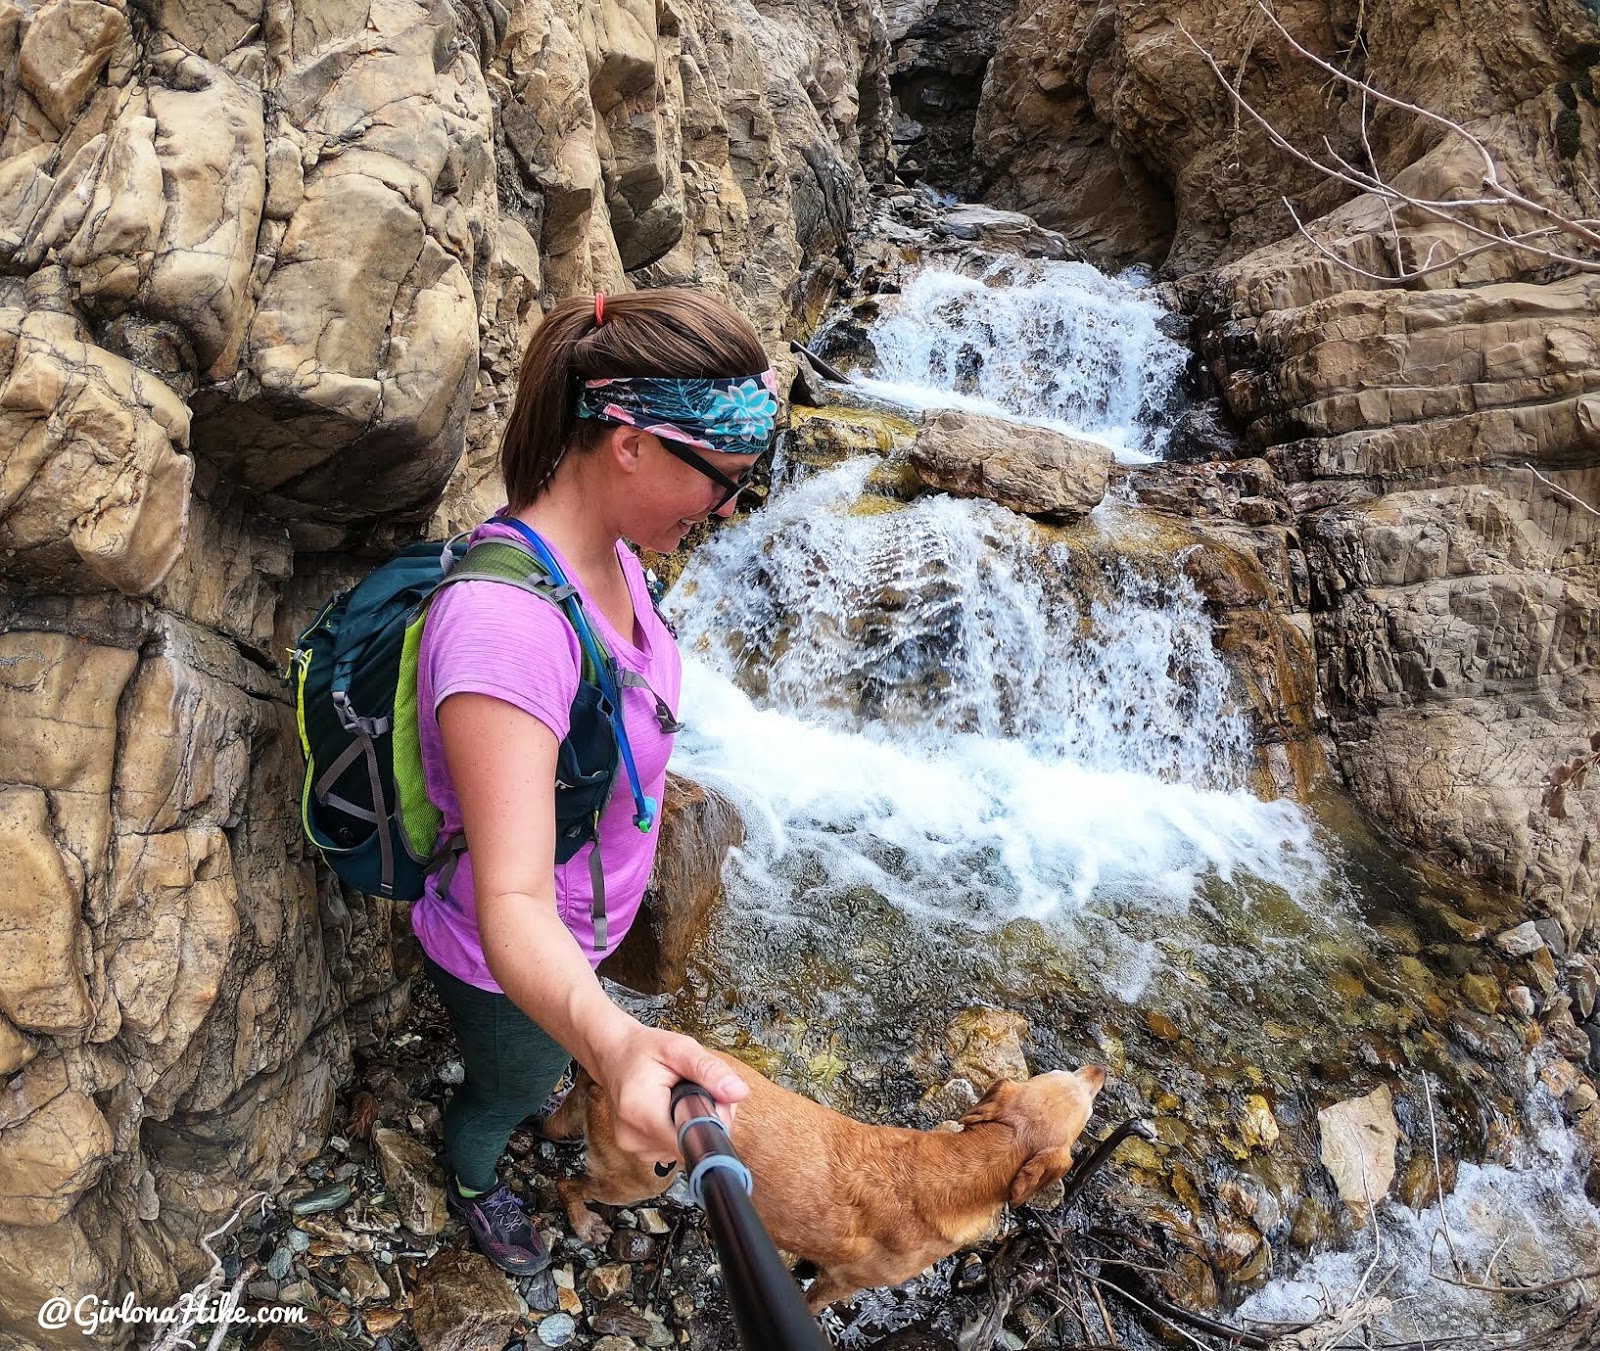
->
[446, 1177, 551, 1275]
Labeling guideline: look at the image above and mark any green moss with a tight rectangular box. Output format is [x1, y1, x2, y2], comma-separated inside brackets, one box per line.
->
[1556, 106, 1583, 159]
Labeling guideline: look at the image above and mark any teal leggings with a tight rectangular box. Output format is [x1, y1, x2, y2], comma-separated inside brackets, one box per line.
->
[425, 957, 573, 1192]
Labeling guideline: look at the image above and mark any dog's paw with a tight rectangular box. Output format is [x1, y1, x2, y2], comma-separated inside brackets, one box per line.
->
[571, 1207, 613, 1248]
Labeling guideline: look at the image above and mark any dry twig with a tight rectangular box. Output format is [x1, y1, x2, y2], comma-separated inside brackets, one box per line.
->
[148, 1193, 268, 1351]
[1178, 1, 1600, 283]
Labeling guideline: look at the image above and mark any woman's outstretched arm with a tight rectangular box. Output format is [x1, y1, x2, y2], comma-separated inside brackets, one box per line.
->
[438, 691, 748, 1161]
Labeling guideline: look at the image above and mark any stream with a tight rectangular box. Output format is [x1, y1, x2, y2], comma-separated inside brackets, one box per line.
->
[657, 245, 1600, 1345]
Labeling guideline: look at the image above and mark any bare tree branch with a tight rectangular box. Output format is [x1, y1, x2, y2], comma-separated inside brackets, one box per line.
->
[1179, 2, 1600, 283]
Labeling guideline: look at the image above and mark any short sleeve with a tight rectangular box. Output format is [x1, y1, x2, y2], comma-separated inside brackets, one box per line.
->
[423, 579, 583, 741]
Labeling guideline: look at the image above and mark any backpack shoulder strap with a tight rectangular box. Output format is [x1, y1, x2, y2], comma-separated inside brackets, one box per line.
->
[431, 540, 601, 684]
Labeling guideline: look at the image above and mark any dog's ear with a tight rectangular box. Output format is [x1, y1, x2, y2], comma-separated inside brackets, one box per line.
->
[1009, 1144, 1077, 1207]
[959, 1079, 1019, 1126]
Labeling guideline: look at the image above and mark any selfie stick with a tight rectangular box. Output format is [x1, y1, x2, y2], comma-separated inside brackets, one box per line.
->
[670, 1081, 830, 1351]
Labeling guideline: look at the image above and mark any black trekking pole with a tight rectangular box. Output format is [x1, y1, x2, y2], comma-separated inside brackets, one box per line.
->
[670, 1081, 831, 1351]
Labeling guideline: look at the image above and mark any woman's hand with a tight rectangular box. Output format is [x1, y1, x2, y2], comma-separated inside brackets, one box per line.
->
[593, 1022, 750, 1163]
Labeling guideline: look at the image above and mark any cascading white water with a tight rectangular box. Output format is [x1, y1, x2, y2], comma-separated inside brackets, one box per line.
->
[643, 246, 1600, 1348]
[841, 260, 1187, 462]
[1238, 1085, 1600, 1341]
[676, 460, 1247, 783]
[668, 459, 1331, 999]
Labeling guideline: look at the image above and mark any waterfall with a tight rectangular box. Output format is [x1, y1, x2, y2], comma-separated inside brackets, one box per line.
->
[668, 459, 1329, 1000]
[838, 259, 1188, 462]
[646, 237, 1600, 1351]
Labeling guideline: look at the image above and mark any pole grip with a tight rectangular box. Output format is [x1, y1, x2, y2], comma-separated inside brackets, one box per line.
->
[670, 1081, 830, 1351]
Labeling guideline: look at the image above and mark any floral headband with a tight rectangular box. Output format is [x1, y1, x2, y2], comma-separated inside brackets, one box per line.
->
[575, 371, 780, 455]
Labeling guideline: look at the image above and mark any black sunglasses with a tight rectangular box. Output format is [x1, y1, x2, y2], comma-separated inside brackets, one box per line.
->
[660, 440, 771, 511]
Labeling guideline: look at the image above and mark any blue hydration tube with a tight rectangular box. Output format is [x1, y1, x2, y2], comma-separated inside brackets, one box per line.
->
[494, 518, 658, 834]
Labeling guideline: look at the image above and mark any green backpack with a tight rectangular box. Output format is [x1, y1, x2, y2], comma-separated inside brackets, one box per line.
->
[289, 528, 666, 950]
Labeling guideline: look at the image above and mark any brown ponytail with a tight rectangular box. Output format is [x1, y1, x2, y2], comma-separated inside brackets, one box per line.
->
[500, 288, 770, 511]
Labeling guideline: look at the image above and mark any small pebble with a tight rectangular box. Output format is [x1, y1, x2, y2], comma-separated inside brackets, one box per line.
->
[246, 1281, 279, 1301]
[524, 1268, 559, 1312]
[305, 1164, 327, 1180]
[439, 1060, 465, 1085]
[609, 1229, 654, 1263]
[537, 1313, 576, 1347]
[586, 1264, 633, 1300]
[289, 1182, 352, 1215]
[286, 1229, 312, 1253]
[266, 1246, 294, 1280]
[635, 1208, 669, 1235]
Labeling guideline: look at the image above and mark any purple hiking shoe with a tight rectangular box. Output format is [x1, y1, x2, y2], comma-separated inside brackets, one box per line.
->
[446, 1176, 551, 1275]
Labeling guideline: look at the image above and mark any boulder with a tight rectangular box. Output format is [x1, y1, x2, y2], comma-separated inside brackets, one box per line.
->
[908, 409, 1110, 519]
[599, 774, 745, 996]
[411, 1248, 525, 1351]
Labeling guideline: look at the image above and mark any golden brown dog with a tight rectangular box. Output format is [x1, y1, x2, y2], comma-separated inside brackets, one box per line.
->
[542, 1051, 1105, 1311]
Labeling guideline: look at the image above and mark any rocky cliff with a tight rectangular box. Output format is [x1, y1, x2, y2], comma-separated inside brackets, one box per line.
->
[962, 0, 1600, 1128]
[0, 0, 888, 1337]
[4, 0, 1600, 1338]
[975, 0, 1599, 272]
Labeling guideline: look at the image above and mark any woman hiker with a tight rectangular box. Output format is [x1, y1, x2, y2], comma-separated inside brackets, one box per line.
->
[410, 288, 777, 1272]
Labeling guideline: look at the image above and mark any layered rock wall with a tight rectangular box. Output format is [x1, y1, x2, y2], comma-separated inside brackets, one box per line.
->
[965, 0, 1600, 1013]
[0, 0, 888, 1337]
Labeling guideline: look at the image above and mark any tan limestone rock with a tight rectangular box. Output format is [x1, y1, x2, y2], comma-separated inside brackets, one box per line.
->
[0, 786, 93, 1035]
[372, 1126, 448, 1237]
[112, 652, 254, 834]
[0, 309, 193, 596]
[908, 409, 1111, 519]
[58, 112, 164, 307]
[143, 51, 266, 375]
[0, 1208, 119, 1350]
[0, 143, 56, 256]
[0, 629, 137, 796]
[0, 1017, 37, 1075]
[17, 0, 126, 131]
[106, 826, 240, 1087]
[0, 1076, 114, 1226]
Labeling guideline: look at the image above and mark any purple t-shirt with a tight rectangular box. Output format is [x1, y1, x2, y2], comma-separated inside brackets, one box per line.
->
[409, 521, 681, 991]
